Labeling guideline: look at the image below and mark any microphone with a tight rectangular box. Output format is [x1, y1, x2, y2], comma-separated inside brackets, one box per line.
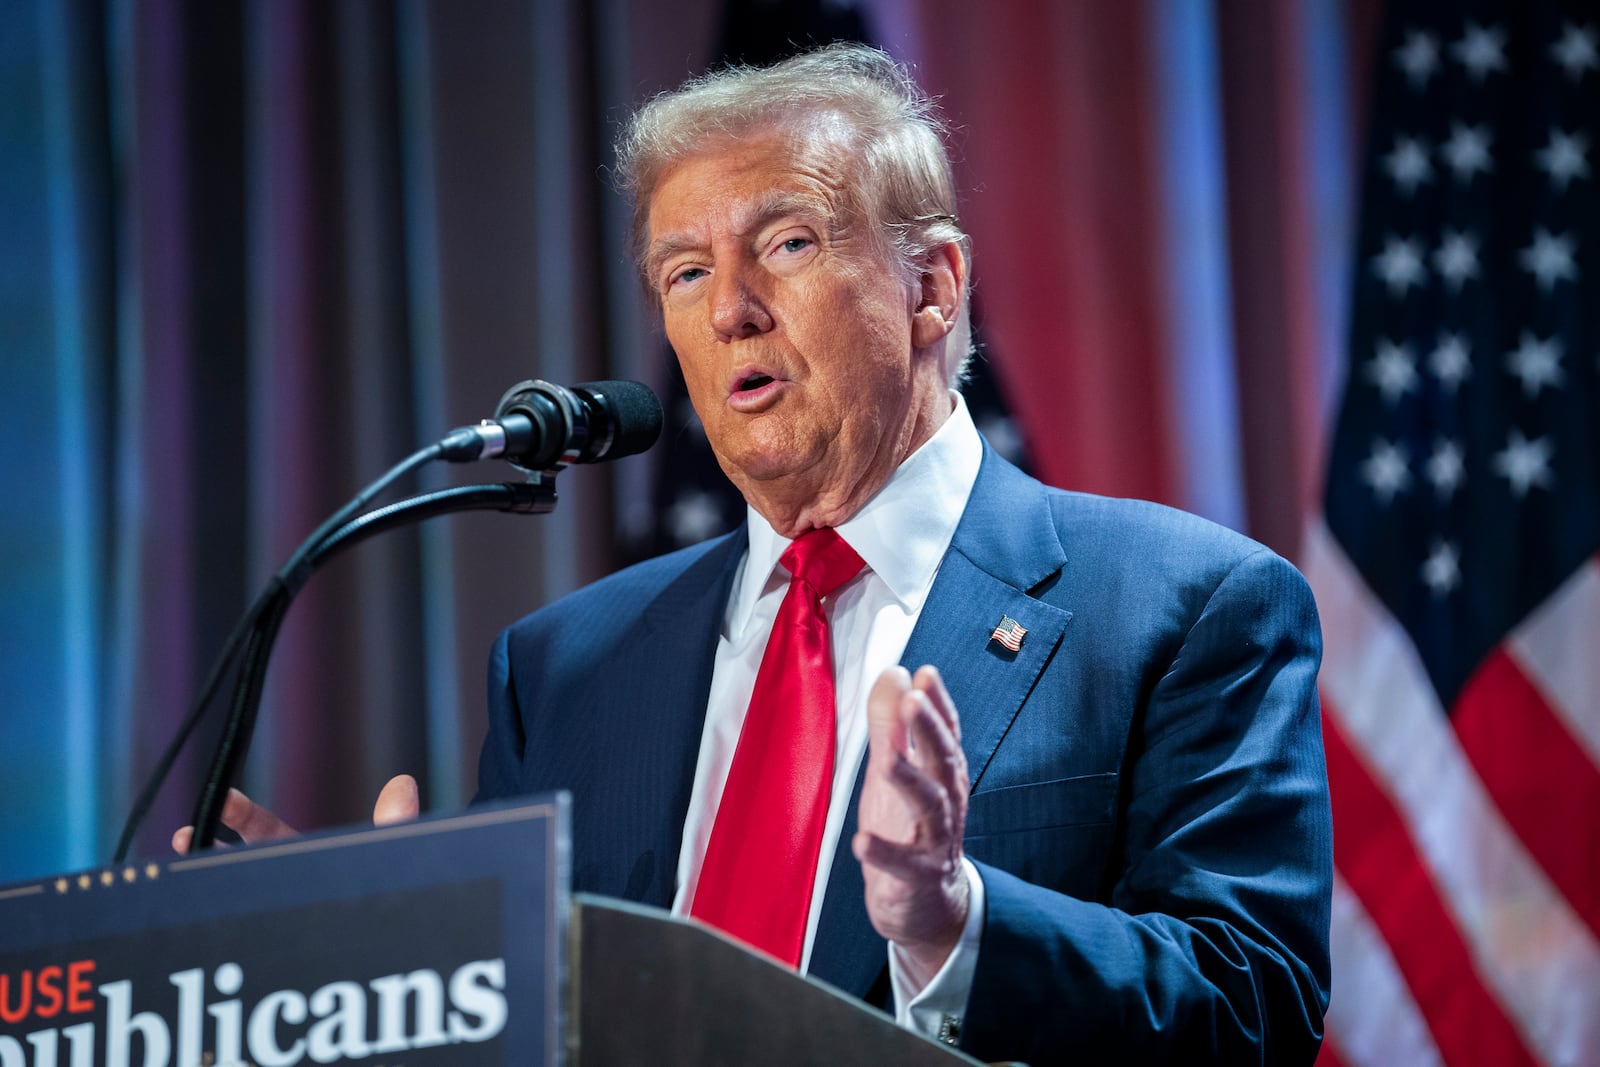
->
[441, 379, 664, 470]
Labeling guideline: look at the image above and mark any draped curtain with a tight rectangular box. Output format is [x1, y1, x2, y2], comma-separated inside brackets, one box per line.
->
[0, 0, 1375, 887]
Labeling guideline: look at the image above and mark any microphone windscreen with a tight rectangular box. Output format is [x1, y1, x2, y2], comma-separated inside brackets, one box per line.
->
[576, 380, 664, 460]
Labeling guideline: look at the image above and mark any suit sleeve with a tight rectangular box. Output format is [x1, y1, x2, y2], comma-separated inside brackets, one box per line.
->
[960, 548, 1332, 1065]
[474, 628, 527, 803]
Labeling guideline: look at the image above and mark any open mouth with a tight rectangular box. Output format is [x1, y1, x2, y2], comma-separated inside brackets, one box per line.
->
[726, 369, 786, 411]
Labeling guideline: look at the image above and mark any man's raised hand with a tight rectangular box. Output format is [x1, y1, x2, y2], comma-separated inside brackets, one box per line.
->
[852, 665, 971, 987]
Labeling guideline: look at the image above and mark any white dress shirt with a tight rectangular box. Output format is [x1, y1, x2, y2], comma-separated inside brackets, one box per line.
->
[670, 393, 987, 1039]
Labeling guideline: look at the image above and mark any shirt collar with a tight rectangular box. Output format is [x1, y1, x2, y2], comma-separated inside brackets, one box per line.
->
[730, 393, 984, 634]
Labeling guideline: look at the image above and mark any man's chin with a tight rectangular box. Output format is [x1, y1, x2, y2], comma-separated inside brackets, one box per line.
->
[708, 422, 817, 481]
[714, 441, 832, 506]
[717, 449, 809, 488]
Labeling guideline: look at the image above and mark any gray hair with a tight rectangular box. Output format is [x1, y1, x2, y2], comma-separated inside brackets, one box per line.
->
[615, 42, 973, 384]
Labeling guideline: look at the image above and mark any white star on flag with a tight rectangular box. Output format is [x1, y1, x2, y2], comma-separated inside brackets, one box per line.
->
[1491, 429, 1556, 497]
[1420, 539, 1462, 596]
[1535, 128, 1590, 190]
[1452, 22, 1509, 81]
[1432, 230, 1480, 290]
[1516, 227, 1580, 292]
[1518, 228, 1578, 292]
[1362, 439, 1412, 504]
[1384, 136, 1434, 195]
[1429, 332, 1472, 392]
[976, 413, 1026, 465]
[1550, 22, 1599, 81]
[668, 489, 726, 545]
[1441, 122, 1494, 182]
[1504, 332, 1566, 397]
[1373, 236, 1428, 296]
[1394, 29, 1441, 88]
[1425, 438, 1465, 500]
[1366, 340, 1420, 404]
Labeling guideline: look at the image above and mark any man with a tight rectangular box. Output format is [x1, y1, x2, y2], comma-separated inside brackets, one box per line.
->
[198, 43, 1332, 1063]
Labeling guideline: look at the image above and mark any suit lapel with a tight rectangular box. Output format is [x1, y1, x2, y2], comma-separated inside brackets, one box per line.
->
[809, 448, 1072, 997]
[575, 529, 746, 907]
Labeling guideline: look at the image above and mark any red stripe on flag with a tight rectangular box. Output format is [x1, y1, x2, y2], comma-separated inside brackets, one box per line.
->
[1322, 699, 1539, 1067]
[1313, 1033, 1350, 1067]
[1453, 648, 1600, 943]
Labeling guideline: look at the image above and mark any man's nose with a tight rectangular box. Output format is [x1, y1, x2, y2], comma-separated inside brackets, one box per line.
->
[709, 263, 774, 341]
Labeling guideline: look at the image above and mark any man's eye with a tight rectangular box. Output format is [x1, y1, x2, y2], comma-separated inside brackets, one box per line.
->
[778, 237, 811, 254]
[670, 266, 707, 288]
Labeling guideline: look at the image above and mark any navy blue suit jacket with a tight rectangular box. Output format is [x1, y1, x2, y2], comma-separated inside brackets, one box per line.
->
[477, 447, 1332, 1064]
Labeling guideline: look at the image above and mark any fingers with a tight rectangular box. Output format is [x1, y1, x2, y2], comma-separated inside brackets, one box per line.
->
[893, 678, 967, 821]
[856, 666, 973, 964]
[904, 685, 966, 790]
[170, 787, 294, 854]
[374, 774, 421, 826]
[912, 665, 960, 744]
[881, 710, 966, 863]
[872, 666, 961, 757]
[222, 787, 299, 843]
[867, 666, 913, 751]
[852, 827, 952, 881]
[859, 667, 969, 860]
[889, 741, 950, 817]
[172, 775, 418, 857]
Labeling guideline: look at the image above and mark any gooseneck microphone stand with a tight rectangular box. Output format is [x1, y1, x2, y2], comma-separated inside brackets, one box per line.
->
[187, 476, 557, 854]
[111, 444, 555, 861]
[112, 378, 663, 862]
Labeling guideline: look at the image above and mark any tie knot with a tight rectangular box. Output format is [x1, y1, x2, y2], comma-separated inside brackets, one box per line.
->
[780, 528, 864, 600]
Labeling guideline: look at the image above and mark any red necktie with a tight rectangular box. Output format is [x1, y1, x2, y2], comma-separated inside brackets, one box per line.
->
[691, 527, 865, 966]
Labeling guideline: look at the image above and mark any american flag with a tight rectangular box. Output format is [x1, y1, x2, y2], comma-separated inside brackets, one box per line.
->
[1304, 6, 1600, 1066]
[989, 615, 1026, 653]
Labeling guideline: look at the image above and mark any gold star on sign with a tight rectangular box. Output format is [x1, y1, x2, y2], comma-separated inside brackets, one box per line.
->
[77, 874, 91, 890]
[145, 864, 159, 880]
[99, 871, 114, 887]
[55, 878, 69, 894]
[123, 868, 137, 883]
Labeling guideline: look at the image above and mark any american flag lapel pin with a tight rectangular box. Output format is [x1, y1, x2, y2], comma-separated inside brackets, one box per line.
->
[989, 615, 1027, 653]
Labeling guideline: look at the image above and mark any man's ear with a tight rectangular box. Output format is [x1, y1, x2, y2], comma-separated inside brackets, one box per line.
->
[911, 241, 966, 350]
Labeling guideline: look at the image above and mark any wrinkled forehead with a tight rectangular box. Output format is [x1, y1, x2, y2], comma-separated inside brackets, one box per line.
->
[644, 151, 814, 285]
[630, 108, 896, 294]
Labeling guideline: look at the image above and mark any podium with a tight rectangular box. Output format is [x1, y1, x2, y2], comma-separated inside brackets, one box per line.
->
[0, 798, 981, 1066]
[572, 895, 980, 1065]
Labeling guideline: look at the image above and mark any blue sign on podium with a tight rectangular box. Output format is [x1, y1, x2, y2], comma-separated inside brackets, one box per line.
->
[0, 796, 569, 1067]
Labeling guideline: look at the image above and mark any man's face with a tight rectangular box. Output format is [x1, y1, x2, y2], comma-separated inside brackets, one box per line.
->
[645, 129, 954, 535]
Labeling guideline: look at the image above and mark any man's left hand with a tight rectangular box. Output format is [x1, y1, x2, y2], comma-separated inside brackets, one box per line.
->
[852, 665, 971, 987]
